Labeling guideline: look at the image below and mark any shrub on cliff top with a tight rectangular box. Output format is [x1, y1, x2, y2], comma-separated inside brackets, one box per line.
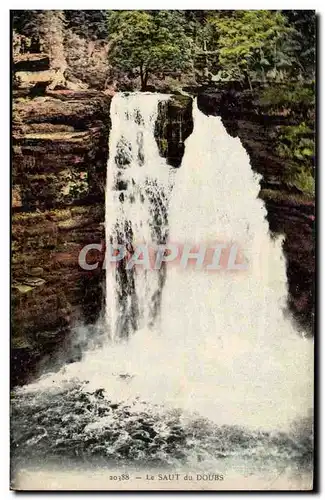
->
[276, 121, 315, 196]
[259, 82, 315, 115]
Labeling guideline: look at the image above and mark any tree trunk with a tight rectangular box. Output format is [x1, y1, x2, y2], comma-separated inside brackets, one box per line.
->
[143, 70, 149, 91]
[203, 39, 209, 80]
[140, 65, 145, 90]
[140, 66, 149, 91]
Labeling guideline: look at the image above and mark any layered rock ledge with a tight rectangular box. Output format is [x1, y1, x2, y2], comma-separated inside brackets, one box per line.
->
[12, 90, 111, 385]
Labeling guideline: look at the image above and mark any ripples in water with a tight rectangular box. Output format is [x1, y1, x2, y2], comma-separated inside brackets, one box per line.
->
[11, 382, 313, 472]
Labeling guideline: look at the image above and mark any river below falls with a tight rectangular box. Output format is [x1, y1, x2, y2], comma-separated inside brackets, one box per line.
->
[11, 378, 313, 490]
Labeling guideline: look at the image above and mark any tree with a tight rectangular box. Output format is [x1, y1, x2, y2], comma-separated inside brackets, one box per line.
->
[283, 10, 316, 79]
[65, 10, 108, 40]
[106, 10, 193, 90]
[188, 12, 219, 82]
[208, 10, 298, 87]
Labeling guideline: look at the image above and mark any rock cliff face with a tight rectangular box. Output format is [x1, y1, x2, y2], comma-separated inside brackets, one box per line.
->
[12, 90, 111, 385]
[155, 95, 193, 167]
[197, 88, 315, 333]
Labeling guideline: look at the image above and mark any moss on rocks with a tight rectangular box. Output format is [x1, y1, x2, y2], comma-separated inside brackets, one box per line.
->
[155, 95, 193, 167]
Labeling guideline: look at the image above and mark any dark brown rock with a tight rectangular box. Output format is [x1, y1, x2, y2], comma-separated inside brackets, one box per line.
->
[11, 91, 111, 386]
[13, 53, 50, 73]
[155, 95, 193, 167]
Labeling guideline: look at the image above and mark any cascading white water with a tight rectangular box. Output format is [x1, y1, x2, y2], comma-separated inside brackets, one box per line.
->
[105, 93, 171, 340]
[15, 93, 313, 434]
[160, 98, 313, 429]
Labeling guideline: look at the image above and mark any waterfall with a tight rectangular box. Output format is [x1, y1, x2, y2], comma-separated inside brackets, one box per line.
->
[161, 99, 313, 428]
[12, 94, 313, 481]
[105, 93, 171, 340]
[101, 94, 312, 430]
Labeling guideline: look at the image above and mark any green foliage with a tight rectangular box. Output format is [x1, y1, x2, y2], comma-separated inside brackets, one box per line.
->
[260, 188, 314, 204]
[160, 138, 168, 155]
[283, 10, 316, 78]
[106, 10, 193, 89]
[12, 10, 316, 90]
[190, 16, 219, 81]
[277, 123, 314, 161]
[275, 122, 315, 195]
[207, 10, 298, 85]
[290, 168, 315, 195]
[12, 10, 108, 41]
[259, 83, 315, 111]
[65, 10, 108, 40]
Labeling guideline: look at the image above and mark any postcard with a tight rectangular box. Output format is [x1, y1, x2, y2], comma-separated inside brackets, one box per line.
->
[11, 9, 315, 491]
